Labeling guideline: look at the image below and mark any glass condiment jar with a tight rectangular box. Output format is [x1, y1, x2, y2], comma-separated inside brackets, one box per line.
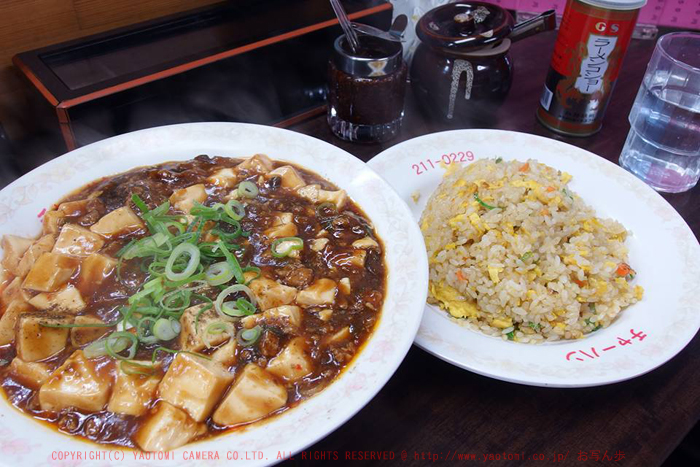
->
[411, 2, 556, 124]
[327, 35, 407, 143]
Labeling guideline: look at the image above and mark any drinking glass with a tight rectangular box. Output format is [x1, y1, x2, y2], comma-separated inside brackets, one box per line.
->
[619, 32, 700, 193]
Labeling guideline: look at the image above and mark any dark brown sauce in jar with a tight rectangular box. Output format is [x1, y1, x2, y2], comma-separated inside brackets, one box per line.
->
[327, 35, 407, 143]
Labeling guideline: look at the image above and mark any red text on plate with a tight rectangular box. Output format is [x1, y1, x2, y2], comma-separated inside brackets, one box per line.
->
[412, 151, 475, 175]
[565, 329, 648, 362]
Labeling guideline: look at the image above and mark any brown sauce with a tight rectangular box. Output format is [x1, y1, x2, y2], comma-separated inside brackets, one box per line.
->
[0, 154, 385, 449]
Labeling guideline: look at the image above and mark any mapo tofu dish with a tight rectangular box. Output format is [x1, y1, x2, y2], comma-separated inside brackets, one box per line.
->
[0, 154, 385, 451]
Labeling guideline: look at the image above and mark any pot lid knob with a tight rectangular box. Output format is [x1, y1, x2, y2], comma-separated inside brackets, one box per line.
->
[417, 1, 514, 51]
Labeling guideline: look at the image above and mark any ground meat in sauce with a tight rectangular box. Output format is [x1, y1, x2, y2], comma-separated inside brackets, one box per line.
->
[0, 154, 385, 451]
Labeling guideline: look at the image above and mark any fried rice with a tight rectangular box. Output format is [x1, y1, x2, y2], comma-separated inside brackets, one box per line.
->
[420, 158, 643, 343]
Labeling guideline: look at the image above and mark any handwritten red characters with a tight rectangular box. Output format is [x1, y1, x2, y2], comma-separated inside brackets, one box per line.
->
[565, 329, 647, 362]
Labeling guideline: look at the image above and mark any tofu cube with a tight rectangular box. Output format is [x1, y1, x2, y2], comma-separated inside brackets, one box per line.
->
[70, 315, 110, 347]
[0, 265, 8, 296]
[297, 185, 347, 208]
[16, 313, 72, 362]
[263, 212, 298, 239]
[212, 364, 287, 426]
[318, 188, 347, 209]
[266, 337, 314, 382]
[9, 357, 52, 388]
[1, 276, 31, 306]
[332, 249, 367, 268]
[268, 166, 306, 189]
[108, 361, 162, 416]
[179, 304, 232, 352]
[169, 184, 207, 215]
[0, 300, 33, 345]
[42, 210, 66, 235]
[22, 252, 79, 292]
[207, 168, 238, 188]
[325, 326, 351, 345]
[158, 353, 234, 422]
[39, 350, 112, 412]
[310, 238, 329, 252]
[90, 206, 145, 238]
[1, 235, 33, 276]
[249, 277, 297, 310]
[28, 285, 86, 314]
[16, 234, 56, 277]
[242, 305, 302, 334]
[76, 253, 117, 295]
[338, 277, 351, 294]
[57, 199, 89, 217]
[211, 338, 237, 367]
[53, 224, 105, 257]
[264, 222, 298, 239]
[236, 154, 273, 174]
[352, 236, 379, 249]
[296, 278, 337, 307]
[134, 402, 206, 452]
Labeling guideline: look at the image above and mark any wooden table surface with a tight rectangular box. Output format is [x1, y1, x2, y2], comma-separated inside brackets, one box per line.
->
[284, 29, 700, 466]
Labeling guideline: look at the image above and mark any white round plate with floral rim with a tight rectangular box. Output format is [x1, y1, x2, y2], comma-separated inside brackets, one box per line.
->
[0, 122, 428, 466]
[368, 129, 700, 388]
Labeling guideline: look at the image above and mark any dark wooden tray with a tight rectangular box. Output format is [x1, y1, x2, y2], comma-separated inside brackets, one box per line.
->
[13, 0, 392, 150]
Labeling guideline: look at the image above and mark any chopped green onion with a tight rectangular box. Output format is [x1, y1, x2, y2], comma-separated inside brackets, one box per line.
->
[238, 181, 258, 198]
[474, 193, 498, 210]
[131, 194, 150, 213]
[194, 302, 213, 334]
[221, 297, 256, 317]
[105, 332, 139, 360]
[136, 317, 159, 344]
[165, 243, 201, 282]
[562, 188, 574, 201]
[506, 331, 515, 340]
[84, 335, 127, 358]
[242, 266, 261, 284]
[120, 360, 156, 376]
[236, 325, 262, 346]
[224, 200, 245, 221]
[592, 324, 602, 332]
[495, 157, 503, 163]
[215, 284, 257, 320]
[150, 346, 211, 364]
[217, 240, 244, 284]
[217, 217, 242, 237]
[528, 322, 541, 332]
[162, 271, 206, 289]
[159, 289, 192, 312]
[202, 322, 233, 348]
[153, 318, 181, 341]
[520, 251, 534, 262]
[205, 261, 235, 286]
[39, 320, 118, 329]
[271, 237, 304, 258]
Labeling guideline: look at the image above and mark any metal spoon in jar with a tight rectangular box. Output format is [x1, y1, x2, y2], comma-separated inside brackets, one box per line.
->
[351, 14, 408, 42]
[330, 0, 361, 53]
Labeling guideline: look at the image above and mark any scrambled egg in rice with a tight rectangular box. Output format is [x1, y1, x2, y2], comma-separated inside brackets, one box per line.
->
[420, 158, 643, 343]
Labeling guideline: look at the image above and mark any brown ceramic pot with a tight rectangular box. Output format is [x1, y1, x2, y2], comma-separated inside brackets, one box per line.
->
[411, 2, 556, 124]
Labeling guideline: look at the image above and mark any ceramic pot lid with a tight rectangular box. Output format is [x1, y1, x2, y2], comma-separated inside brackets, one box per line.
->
[416, 2, 514, 52]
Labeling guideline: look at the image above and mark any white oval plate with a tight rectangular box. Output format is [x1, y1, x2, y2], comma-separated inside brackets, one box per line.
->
[368, 129, 700, 388]
[0, 123, 428, 466]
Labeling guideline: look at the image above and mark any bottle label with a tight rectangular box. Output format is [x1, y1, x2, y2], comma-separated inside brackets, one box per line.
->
[538, 0, 640, 135]
[551, 0, 638, 84]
